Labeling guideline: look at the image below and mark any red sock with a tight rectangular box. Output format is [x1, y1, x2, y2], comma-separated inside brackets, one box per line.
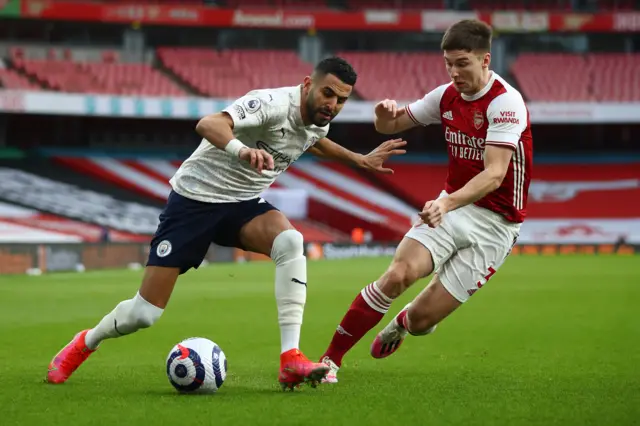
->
[322, 282, 393, 366]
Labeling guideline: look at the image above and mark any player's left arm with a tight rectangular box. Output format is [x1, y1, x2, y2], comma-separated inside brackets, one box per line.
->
[308, 137, 407, 174]
[420, 93, 526, 225]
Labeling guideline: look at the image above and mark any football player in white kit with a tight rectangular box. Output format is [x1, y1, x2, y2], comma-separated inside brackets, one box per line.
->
[46, 57, 407, 391]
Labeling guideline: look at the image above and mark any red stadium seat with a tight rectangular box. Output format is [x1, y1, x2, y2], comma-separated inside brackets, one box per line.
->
[511, 53, 593, 102]
[587, 53, 640, 102]
[12, 57, 186, 96]
[345, 0, 444, 9]
[334, 51, 449, 101]
[158, 48, 313, 97]
[0, 68, 41, 90]
[511, 52, 640, 102]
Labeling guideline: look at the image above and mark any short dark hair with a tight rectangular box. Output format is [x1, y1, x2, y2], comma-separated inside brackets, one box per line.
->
[313, 56, 357, 86]
[441, 19, 492, 53]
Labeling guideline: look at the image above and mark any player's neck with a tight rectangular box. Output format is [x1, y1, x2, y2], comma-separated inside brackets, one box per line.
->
[473, 70, 491, 94]
[463, 70, 493, 98]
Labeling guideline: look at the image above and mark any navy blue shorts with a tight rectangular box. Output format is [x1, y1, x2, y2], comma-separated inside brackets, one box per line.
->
[147, 190, 278, 274]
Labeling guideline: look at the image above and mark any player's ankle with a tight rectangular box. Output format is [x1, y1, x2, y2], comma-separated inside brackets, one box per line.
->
[322, 352, 342, 367]
[396, 310, 408, 329]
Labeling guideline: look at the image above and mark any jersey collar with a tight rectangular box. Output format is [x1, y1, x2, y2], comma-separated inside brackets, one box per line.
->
[461, 71, 496, 102]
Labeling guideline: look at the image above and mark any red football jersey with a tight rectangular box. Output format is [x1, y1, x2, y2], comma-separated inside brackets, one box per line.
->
[405, 72, 533, 223]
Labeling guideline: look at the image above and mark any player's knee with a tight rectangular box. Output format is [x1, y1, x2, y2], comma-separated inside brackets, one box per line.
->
[115, 292, 163, 333]
[406, 305, 438, 336]
[379, 261, 420, 298]
[271, 229, 304, 266]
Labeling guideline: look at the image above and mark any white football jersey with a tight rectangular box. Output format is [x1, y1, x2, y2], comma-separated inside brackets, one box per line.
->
[170, 85, 328, 203]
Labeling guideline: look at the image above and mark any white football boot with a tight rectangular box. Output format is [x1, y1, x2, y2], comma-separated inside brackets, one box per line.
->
[320, 356, 339, 384]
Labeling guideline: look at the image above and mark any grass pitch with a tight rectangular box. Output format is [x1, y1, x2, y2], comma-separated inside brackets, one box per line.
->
[1, 256, 638, 426]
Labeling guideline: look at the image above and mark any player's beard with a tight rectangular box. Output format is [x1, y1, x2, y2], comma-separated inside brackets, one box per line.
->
[314, 108, 332, 126]
[306, 94, 332, 126]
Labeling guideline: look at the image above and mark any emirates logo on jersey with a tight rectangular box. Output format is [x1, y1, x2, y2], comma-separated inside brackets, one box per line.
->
[444, 126, 486, 161]
[473, 110, 484, 130]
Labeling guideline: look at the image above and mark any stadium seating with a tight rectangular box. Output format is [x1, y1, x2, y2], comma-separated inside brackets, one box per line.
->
[14, 60, 185, 96]
[334, 51, 640, 102]
[71, 0, 331, 6]
[158, 48, 312, 97]
[587, 53, 640, 102]
[58, 0, 638, 9]
[345, 0, 444, 9]
[10, 46, 186, 96]
[0, 156, 350, 244]
[467, 0, 574, 10]
[511, 53, 640, 102]
[54, 156, 416, 241]
[4, 45, 640, 102]
[0, 68, 41, 90]
[510, 53, 594, 102]
[334, 51, 449, 101]
[369, 163, 640, 219]
[225, 0, 330, 8]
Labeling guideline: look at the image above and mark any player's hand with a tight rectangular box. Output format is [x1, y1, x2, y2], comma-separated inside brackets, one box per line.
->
[359, 138, 407, 174]
[375, 99, 398, 120]
[239, 147, 275, 174]
[418, 199, 449, 228]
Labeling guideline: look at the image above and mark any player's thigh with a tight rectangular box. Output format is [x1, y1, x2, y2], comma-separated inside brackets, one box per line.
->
[208, 198, 294, 257]
[406, 273, 462, 332]
[237, 210, 295, 256]
[377, 219, 459, 297]
[144, 191, 219, 307]
[378, 237, 434, 291]
[404, 215, 459, 273]
[377, 234, 444, 298]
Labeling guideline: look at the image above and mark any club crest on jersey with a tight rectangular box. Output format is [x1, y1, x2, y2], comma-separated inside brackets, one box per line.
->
[473, 110, 484, 130]
[156, 240, 172, 257]
[303, 136, 319, 151]
[243, 97, 261, 114]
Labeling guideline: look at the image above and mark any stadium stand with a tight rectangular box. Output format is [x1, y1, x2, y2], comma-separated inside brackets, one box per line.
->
[158, 48, 312, 98]
[53, 155, 415, 241]
[511, 53, 640, 102]
[3, 44, 640, 102]
[0, 66, 40, 90]
[8, 46, 185, 96]
[0, 156, 351, 243]
[0, 200, 149, 243]
[368, 163, 640, 219]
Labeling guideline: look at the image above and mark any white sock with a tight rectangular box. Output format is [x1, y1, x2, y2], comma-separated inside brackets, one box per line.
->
[270, 230, 308, 355]
[275, 256, 307, 353]
[280, 325, 301, 354]
[85, 292, 163, 350]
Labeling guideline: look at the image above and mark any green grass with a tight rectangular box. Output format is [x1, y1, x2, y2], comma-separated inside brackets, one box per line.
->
[1, 256, 639, 426]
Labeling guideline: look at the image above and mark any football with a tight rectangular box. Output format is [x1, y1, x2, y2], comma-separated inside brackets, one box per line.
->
[165, 337, 227, 394]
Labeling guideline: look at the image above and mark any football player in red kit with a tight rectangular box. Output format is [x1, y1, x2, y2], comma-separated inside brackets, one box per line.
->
[319, 19, 533, 383]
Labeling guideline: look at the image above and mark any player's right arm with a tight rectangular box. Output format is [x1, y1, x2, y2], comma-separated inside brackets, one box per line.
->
[195, 95, 274, 173]
[374, 84, 448, 135]
[374, 100, 415, 134]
